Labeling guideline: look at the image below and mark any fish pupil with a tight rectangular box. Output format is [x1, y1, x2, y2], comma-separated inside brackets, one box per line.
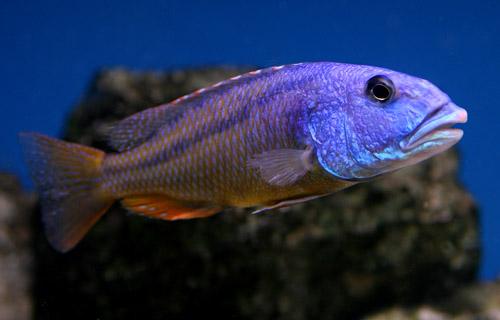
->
[372, 84, 391, 101]
[366, 75, 394, 102]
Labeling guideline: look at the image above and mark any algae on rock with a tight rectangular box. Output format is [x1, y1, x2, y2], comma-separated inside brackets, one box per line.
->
[0, 174, 34, 320]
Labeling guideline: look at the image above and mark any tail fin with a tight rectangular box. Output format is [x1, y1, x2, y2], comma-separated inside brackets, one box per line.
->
[19, 132, 114, 252]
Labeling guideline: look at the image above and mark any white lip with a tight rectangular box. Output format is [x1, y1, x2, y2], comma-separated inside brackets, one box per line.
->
[401, 103, 468, 151]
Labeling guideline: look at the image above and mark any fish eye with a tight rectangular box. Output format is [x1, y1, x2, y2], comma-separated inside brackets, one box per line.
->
[366, 75, 394, 102]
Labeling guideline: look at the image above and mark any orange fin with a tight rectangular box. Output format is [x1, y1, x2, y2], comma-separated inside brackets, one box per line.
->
[121, 195, 221, 220]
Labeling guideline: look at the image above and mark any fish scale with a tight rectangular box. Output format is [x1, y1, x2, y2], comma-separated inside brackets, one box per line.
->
[20, 61, 467, 251]
[110, 66, 302, 204]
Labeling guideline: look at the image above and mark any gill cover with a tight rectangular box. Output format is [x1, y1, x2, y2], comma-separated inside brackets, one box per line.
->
[307, 101, 381, 181]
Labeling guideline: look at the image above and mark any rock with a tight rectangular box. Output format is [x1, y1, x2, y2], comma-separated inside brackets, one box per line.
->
[365, 281, 500, 320]
[365, 307, 449, 320]
[0, 173, 34, 320]
[34, 67, 479, 320]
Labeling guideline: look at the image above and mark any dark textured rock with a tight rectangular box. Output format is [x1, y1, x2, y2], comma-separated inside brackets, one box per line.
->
[365, 280, 500, 320]
[34, 67, 479, 320]
[0, 173, 34, 320]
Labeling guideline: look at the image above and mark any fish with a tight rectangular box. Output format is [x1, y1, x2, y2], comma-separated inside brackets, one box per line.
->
[19, 62, 468, 252]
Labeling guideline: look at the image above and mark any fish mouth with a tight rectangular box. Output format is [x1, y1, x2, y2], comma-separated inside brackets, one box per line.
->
[401, 102, 468, 151]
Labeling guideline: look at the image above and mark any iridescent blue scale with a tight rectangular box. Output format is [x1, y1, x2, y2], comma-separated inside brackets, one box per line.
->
[21, 62, 466, 251]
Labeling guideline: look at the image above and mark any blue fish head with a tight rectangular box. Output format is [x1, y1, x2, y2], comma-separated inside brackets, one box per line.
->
[308, 64, 467, 180]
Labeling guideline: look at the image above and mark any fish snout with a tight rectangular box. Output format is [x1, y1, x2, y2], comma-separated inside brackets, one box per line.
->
[400, 102, 467, 151]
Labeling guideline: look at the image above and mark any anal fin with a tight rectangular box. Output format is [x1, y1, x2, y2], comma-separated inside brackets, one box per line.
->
[121, 195, 221, 221]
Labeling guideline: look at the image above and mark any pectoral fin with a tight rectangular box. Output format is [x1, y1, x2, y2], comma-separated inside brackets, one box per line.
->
[248, 147, 314, 186]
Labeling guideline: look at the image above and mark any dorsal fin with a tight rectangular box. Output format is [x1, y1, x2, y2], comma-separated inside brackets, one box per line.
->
[108, 63, 304, 152]
[107, 104, 183, 152]
[121, 195, 221, 221]
[170, 64, 295, 105]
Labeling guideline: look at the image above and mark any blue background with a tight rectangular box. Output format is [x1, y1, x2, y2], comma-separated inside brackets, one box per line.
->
[1, 0, 499, 278]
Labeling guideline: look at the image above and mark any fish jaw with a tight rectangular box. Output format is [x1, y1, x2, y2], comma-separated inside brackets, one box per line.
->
[362, 102, 468, 179]
[400, 102, 468, 153]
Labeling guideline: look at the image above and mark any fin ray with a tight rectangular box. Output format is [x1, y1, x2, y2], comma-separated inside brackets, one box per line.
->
[121, 195, 221, 220]
[248, 148, 314, 186]
[252, 194, 329, 214]
[19, 132, 114, 252]
[107, 104, 183, 152]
